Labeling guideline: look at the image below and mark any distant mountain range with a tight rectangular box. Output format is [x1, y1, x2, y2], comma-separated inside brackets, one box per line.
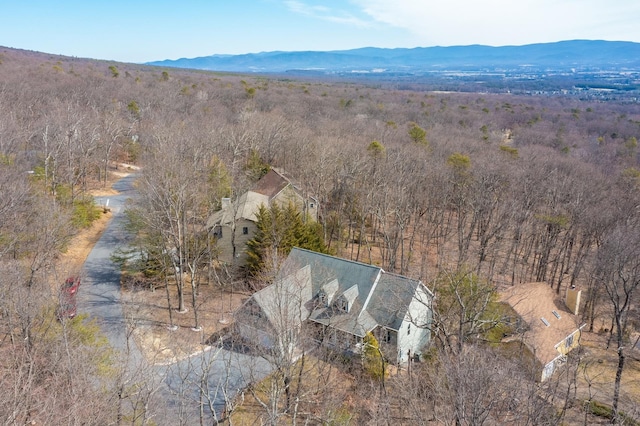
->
[147, 40, 640, 74]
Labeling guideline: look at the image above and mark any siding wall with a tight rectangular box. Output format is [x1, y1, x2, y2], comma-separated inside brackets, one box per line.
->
[396, 286, 432, 363]
[214, 219, 257, 264]
[555, 328, 582, 355]
[272, 186, 318, 222]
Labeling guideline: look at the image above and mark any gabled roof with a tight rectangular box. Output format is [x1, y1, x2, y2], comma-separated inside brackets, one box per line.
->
[319, 279, 339, 304]
[207, 191, 269, 227]
[276, 248, 432, 337]
[253, 168, 292, 198]
[280, 248, 381, 322]
[250, 264, 313, 331]
[368, 272, 425, 331]
[501, 282, 581, 365]
[207, 168, 306, 228]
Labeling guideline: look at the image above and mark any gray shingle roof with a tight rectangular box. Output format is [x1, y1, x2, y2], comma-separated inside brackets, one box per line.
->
[251, 264, 313, 331]
[275, 248, 432, 336]
[368, 272, 423, 330]
[280, 248, 381, 317]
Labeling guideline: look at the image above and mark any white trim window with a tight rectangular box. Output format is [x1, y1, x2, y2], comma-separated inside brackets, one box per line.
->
[336, 297, 348, 312]
[565, 333, 574, 348]
[318, 291, 327, 307]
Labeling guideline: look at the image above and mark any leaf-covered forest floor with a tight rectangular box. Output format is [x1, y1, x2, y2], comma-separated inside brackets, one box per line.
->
[57, 166, 640, 424]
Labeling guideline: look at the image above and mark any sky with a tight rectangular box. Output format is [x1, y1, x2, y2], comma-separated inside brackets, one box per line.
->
[1, 0, 640, 63]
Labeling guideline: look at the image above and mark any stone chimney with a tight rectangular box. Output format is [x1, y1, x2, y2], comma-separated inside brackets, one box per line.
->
[565, 285, 582, 316]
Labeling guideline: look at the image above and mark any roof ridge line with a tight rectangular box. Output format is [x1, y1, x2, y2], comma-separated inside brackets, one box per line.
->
[292, 247, 383, 271]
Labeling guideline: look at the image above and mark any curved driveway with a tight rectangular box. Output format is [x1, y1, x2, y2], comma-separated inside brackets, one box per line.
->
[79, 173, 139, 354]
[77, 174, 270, 421]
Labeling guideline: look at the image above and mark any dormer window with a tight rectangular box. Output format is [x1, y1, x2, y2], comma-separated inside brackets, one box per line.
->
[318, 291, 327, 307]
[336, 297, 348, 312]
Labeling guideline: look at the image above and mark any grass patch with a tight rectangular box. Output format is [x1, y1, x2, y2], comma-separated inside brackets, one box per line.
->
[584, 400, 640, 425]
[72, 196, 103, 228]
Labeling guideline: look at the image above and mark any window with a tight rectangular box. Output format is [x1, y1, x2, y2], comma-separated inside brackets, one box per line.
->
[565, 333, 574, 348]
[318, 291, 327, 306]
[213, 227, 222, 238]
[407, 323, 411, 335]
[382, 329, 392, 343]
[310, 203, 315, 208]
[242, 226, 249, 235]
[336, 298, 348, 312]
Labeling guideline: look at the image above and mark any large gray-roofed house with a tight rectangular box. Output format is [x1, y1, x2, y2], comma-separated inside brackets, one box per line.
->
[235, 248, 433, 364]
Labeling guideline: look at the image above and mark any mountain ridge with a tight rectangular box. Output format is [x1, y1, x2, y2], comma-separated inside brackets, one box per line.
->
[146, 40, 640, 73]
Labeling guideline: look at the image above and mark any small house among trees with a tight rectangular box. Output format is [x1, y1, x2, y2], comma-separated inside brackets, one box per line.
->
[207, 169, 318, 265]
[235, 248, 434, 364]
[501, 282, 585, 382]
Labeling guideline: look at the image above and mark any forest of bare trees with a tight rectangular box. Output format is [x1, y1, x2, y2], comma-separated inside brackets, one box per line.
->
[2, 46, 640, 424]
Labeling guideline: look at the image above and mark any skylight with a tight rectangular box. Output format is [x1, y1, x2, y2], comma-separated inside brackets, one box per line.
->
[541, 317, 550, 327]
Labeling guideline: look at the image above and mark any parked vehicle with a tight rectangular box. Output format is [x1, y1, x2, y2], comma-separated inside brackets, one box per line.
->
[56, 294, 77, 320]
[57, 276, 80, 320]
[62, 276, 81, 295]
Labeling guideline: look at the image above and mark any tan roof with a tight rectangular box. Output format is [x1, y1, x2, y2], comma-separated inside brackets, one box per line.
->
[207, 169, 296, 228]
[207, 191, 269, 227]
[501, 282, 580, 364]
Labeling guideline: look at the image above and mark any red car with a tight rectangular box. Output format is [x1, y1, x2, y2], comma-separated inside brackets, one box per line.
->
[56, 294, 77, 320]
[57, 276, 80, 320]
[62, 276, 81, 296]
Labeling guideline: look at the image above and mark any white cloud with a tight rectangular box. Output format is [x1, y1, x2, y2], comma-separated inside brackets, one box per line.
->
[351, 0, 640, 45]
[284, 0, 372, 28]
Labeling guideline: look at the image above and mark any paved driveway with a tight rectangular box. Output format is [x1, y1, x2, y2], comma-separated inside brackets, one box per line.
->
[77, 174, 271, 422]
[79, 174, 138, 353]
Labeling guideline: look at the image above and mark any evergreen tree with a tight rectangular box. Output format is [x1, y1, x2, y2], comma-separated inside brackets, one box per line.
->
[245, 202, 329, 275]
[363, 332, 387, 381]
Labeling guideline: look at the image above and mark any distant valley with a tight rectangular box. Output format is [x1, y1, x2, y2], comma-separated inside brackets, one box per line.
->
[147, 40, 640, 99]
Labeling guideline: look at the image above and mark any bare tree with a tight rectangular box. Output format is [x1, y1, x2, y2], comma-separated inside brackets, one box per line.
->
[593, 224, 640, 422]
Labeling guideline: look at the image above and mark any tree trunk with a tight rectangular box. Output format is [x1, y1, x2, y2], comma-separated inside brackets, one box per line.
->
[612, 345, 625, 423]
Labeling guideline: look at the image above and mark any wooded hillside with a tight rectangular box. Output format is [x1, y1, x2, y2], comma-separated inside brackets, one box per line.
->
[1, 46, 640, 424]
